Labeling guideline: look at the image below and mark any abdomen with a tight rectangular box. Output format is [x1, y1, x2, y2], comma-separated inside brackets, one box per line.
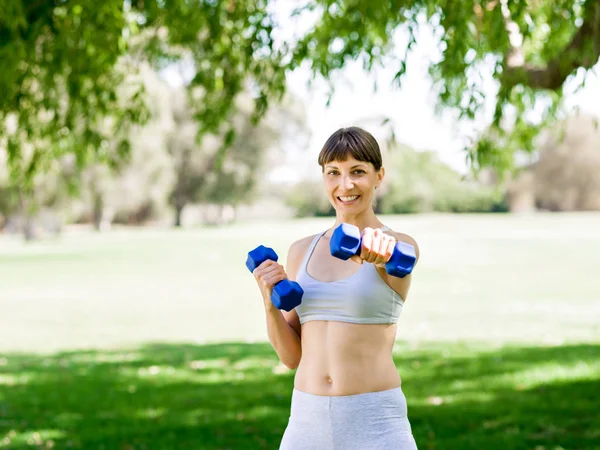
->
[294, 321, 401, 396]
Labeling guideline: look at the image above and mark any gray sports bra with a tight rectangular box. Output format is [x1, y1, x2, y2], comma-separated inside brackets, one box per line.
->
[295, 228, 405, 325]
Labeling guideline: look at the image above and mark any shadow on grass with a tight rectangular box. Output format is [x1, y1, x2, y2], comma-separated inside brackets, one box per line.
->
[0, 342, 598, 449]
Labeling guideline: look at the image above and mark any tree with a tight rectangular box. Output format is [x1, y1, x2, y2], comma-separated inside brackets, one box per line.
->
[3, 0, 600, 184]
[166, 86, 206, 228]
[529, 114, 600, 210]
[47, 62, 176, 231]
[168, 87, 309, 226]
[0, 0, 286, 186]
[291, 0, 600, 173]
[0, 149, 79, 239]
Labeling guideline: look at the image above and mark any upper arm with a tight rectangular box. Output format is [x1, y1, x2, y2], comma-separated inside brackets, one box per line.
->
[398, 232, 420, 265]
[281, 235, 315, 337]
[379, 231, 420, 301]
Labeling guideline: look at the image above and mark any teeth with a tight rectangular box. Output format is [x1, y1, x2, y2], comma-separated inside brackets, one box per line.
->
[339, 196, 359, 202]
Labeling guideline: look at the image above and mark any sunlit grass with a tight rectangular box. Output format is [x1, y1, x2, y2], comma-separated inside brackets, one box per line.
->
[1, 213, 599, 353]
[0, 429, 67, 449]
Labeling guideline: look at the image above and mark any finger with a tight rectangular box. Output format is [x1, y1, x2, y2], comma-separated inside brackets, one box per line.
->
[255, 262, 283, 279]
[264, 262, 283, 273]
[376, 236, 394, 266]
[360, 227, 374, 262]
[372, 230, 388, 265]
[265, 273, 287, 287]
[264, 264, 284, 279]
[383, 237, 396, 263]
[255, 259, 277, 272]
[367, 228, 385, 264]
[349, 255, 364, 265]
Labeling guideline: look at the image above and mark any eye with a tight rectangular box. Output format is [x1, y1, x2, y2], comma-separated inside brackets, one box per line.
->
[327, 170, 339, 176]
[353, 170, 366, 175]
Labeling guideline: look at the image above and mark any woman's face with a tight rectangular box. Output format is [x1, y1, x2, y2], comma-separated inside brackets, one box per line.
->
[322, 155, 384, 213]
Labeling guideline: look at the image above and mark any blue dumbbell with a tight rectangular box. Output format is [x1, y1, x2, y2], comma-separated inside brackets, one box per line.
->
[246, 245, 304, 311]
[330, 224, 416, 278]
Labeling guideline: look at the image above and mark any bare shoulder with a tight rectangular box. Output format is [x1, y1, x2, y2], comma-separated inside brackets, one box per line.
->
[283, 234, 318, 337]
[289, 234, 317, 254]
[286, 234, 318, 280]
[387, 229, 420, 263]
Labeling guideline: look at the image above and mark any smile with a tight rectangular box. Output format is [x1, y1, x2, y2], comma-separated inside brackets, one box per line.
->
[337, 195, 360, 204]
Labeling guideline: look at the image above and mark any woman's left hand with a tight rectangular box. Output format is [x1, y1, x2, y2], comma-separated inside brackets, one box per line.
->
[349, 227, 396, 268]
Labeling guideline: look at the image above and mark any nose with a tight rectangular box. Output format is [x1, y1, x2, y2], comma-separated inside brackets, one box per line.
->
[340, 175, 354, 191]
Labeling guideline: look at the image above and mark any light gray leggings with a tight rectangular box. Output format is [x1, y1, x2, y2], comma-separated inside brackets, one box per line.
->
[279, 387, 418, 450]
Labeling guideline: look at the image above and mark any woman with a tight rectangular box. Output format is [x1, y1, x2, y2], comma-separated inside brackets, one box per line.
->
[252, 126, 420, 449]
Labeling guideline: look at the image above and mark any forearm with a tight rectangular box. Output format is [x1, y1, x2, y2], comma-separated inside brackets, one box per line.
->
[264, 303, 302, 369]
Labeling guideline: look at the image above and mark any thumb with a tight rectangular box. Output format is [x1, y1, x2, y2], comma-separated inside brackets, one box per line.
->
[349, 255, 363, 265]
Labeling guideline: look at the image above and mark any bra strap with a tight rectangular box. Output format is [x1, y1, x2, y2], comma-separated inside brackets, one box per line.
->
[298, 230, 327, 274]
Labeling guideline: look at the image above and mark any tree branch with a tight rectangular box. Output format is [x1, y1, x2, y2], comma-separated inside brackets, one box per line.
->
[25, 0, 50, 16]
[503, 0, 600, 90]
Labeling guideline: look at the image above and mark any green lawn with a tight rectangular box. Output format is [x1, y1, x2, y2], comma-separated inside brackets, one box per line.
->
[1, 213, 599, 449]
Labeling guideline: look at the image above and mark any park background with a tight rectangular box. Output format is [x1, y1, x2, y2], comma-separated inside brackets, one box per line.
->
[1, 1, 599, 449]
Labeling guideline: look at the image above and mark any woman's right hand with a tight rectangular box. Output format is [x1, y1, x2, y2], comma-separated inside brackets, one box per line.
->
[252, 260, 289, 307]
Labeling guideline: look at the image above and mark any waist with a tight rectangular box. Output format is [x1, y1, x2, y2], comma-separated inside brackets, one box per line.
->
[291, 385, 407, 408]
[295, 321, 400, 395]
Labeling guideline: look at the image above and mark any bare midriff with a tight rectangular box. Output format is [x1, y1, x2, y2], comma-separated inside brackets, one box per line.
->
[294, 320, 401, 396]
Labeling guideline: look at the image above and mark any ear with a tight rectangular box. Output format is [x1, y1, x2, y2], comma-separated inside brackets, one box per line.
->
[377, 166, 385, 187]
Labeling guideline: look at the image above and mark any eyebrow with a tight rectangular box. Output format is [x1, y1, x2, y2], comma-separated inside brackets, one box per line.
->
[325, 164, 367, 169]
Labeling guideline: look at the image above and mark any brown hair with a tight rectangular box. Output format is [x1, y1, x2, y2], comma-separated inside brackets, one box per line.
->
[318, 127, 382, 171]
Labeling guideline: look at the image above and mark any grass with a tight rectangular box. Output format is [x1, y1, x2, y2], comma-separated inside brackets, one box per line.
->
[0, 342, 598, 449]
[1, 213, 599, 449]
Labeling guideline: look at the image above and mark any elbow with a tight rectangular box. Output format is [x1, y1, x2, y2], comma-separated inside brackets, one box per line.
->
[284, 359, 300, 370]
[281, 352, 301, 370]
[273, 357, 299, 373]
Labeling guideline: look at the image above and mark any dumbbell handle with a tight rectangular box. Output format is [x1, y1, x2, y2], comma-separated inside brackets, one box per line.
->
[330, 224, 416, 278]
[246, 245, 303, 311]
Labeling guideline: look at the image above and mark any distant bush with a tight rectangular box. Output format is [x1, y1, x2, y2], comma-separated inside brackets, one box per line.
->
[285, 180, 334, 217]
[434, 185, 508, 213]
[378, 146, 507, 214]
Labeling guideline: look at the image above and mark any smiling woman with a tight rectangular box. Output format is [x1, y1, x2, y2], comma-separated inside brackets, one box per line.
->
[319, 127, 384, 211]
[250, 126, 420, 449]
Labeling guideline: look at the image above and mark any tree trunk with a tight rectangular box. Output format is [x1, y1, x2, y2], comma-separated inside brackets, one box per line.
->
[23, 216, 36, 241]
[19, 188, 37, 241]
[92, 191, 103, 231]
[174, 203, 185, 227]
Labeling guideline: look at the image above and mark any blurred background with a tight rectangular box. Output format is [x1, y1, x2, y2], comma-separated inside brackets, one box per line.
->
[1, 1, 599, 449]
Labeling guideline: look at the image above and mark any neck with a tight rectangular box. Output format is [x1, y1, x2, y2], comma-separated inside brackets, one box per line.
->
[332, 208, 383, 233]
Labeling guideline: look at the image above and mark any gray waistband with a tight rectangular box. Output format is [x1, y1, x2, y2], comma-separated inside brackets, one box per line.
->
[291, 386, 406, 409]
